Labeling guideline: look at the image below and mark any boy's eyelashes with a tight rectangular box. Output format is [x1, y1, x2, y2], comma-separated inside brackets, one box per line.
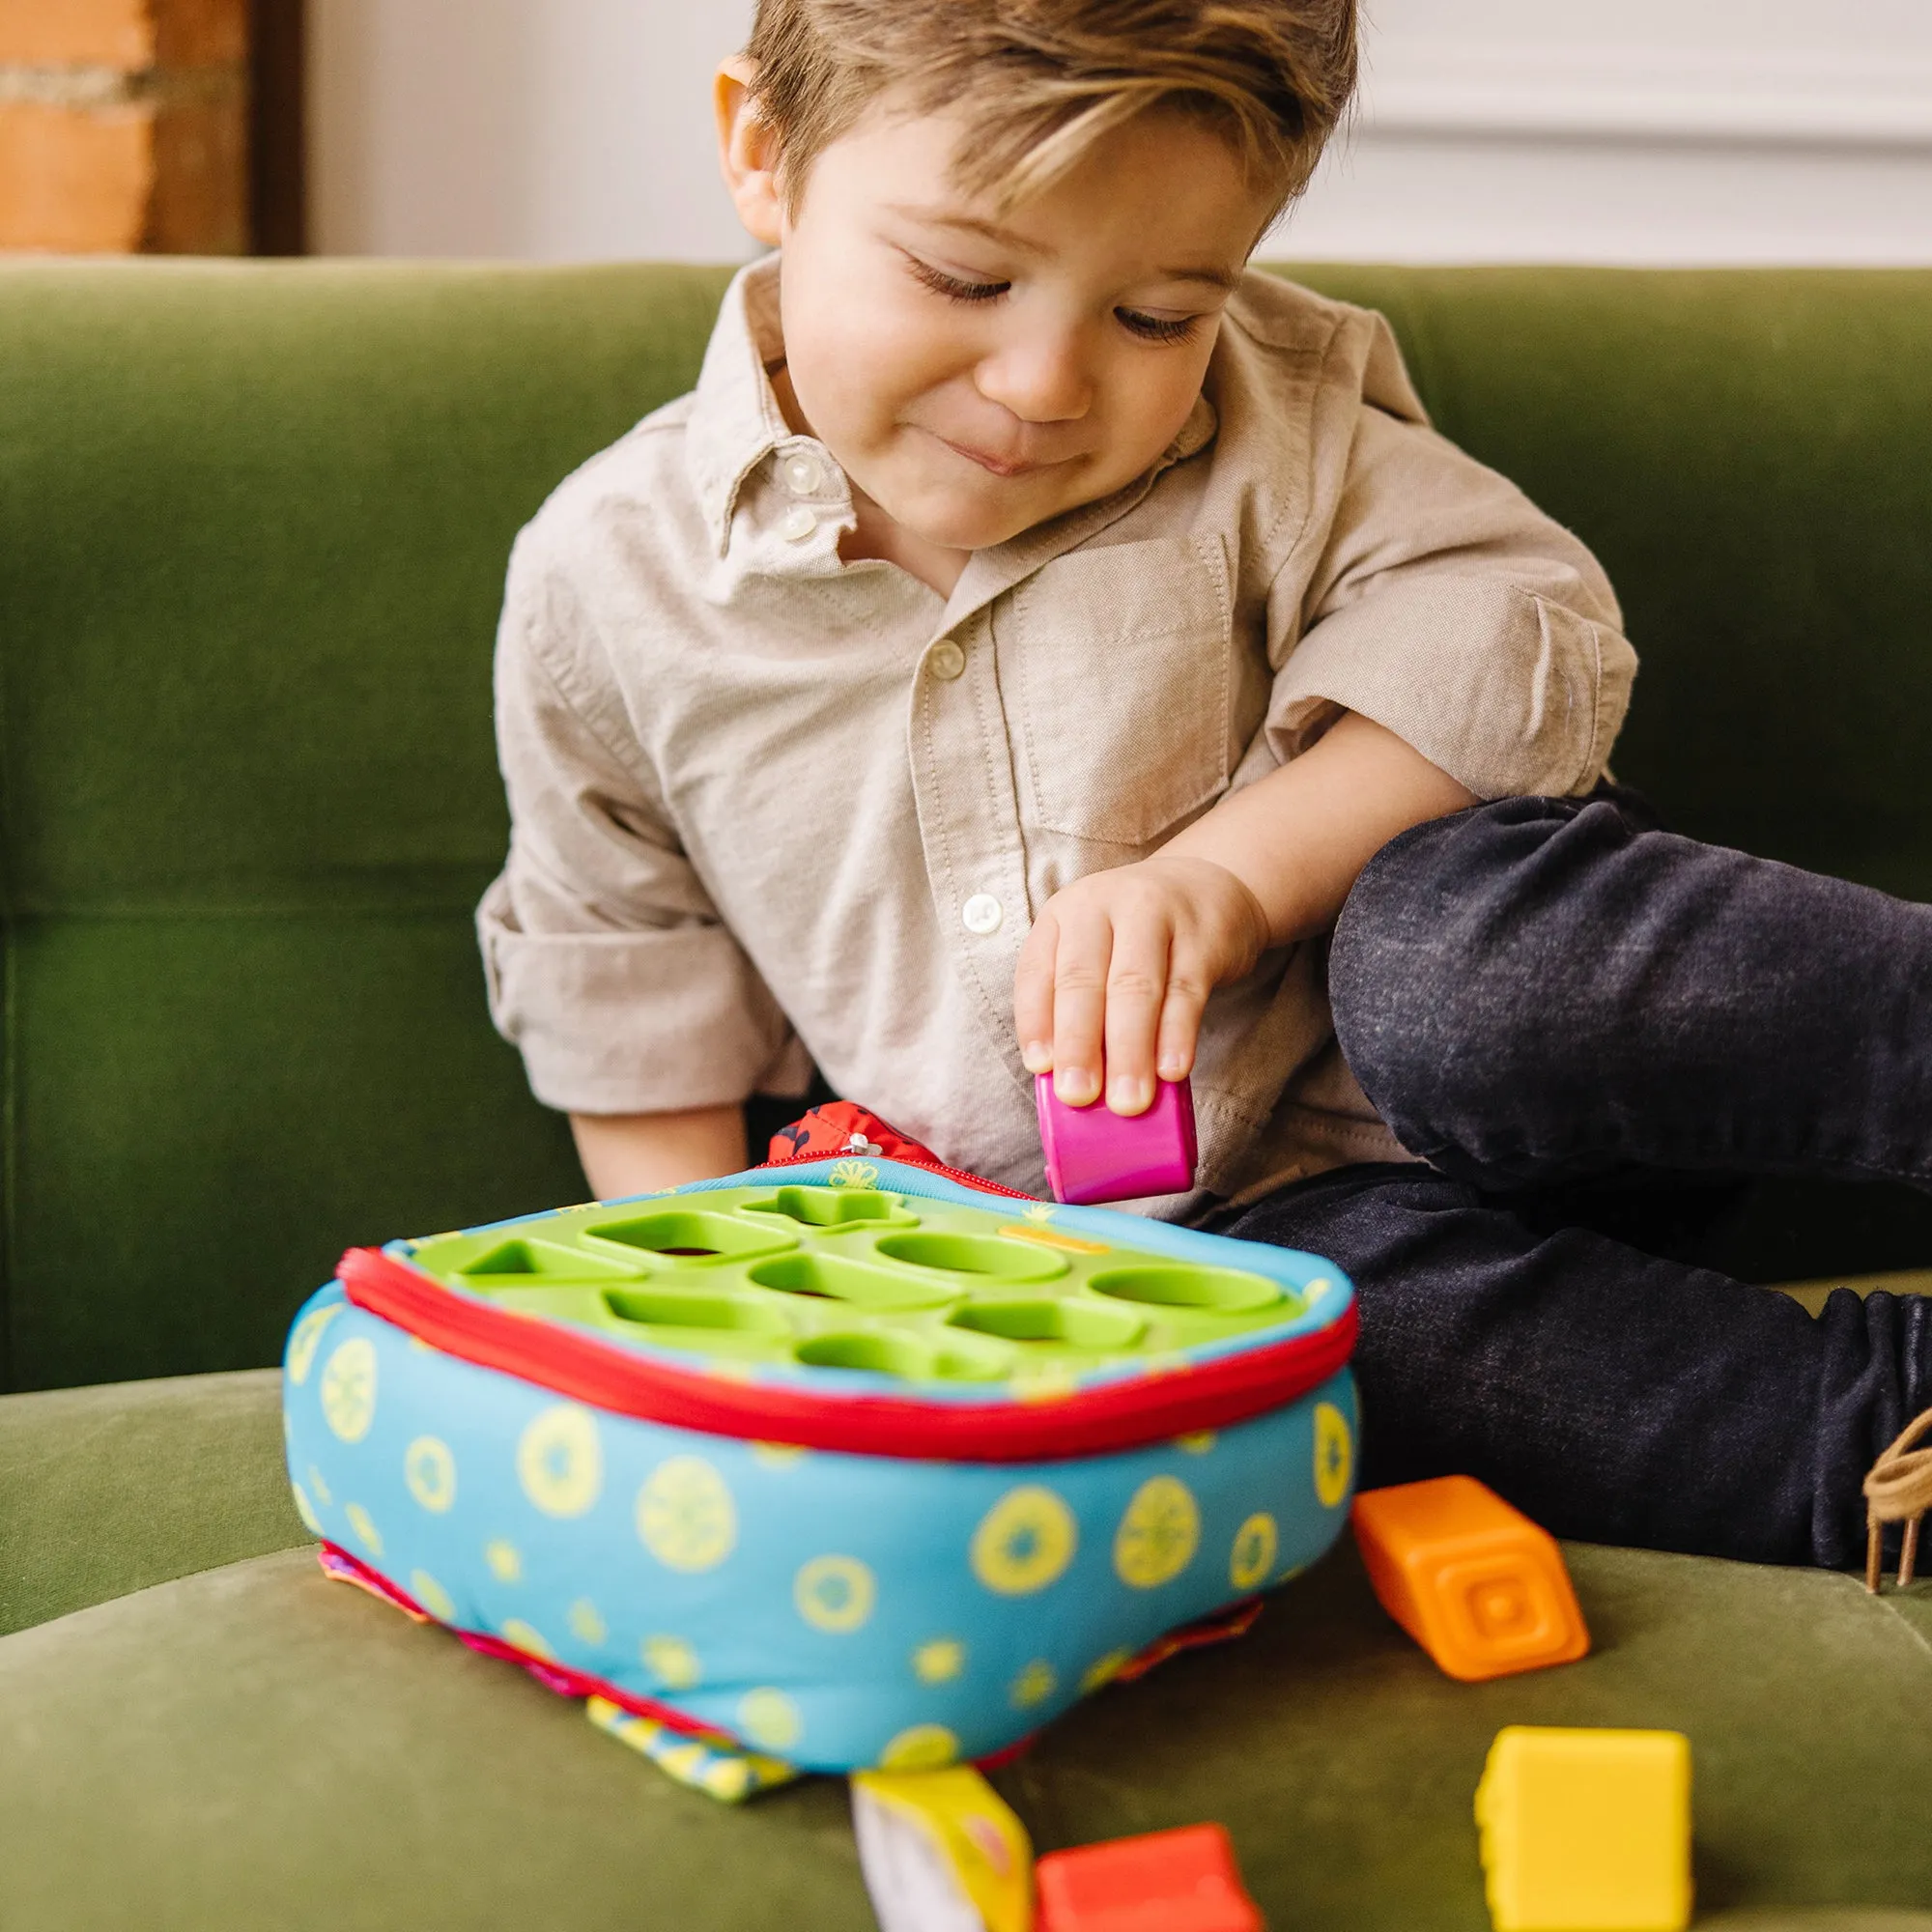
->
[898, 252, 1203, 347]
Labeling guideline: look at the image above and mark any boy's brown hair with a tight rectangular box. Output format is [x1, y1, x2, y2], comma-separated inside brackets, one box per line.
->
[744, 0, 1356, 218]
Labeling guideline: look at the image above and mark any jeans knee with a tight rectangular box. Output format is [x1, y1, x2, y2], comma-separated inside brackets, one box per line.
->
[1329, 794, 1620, 1144]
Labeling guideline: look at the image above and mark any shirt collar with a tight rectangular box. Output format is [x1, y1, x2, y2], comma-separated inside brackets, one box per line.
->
[686, 256, 800, 555]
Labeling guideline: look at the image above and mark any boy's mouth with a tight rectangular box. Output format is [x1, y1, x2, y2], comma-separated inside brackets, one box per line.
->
[931, 432, 1055, 479]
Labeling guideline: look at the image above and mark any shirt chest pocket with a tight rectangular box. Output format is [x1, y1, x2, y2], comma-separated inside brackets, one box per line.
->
[1007, 533, 1233, 849]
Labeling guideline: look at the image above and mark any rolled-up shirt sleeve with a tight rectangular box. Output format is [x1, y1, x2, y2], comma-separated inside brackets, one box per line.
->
[1264, 401, 1637, 799]
[477, 539, 801, 1116]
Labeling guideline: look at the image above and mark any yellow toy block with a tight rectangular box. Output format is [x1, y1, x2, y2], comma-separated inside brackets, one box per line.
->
[851, 1765, 1034, 1932]
[1475, 1726, 1691, 1932]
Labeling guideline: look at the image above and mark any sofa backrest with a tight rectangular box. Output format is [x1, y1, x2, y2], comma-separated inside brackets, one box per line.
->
[2, 261, 1928, 1392]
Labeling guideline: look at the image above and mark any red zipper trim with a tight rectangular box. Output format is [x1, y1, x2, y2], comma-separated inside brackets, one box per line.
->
[337, 1245, 1353, 1463]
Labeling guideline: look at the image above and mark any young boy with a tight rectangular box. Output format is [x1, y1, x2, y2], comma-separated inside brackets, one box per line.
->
[479, 0, 1931, 1576]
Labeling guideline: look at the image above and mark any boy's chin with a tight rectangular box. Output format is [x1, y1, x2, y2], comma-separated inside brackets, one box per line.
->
[885, 487, 1067, 556]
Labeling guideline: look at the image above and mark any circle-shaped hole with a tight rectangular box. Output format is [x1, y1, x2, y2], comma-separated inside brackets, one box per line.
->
[1087, 1265, 1284, 1313]
[951, 1299, 1144, 1350]
[871, 1233, 1066, 1283]
[796, 1334, 935, 1378]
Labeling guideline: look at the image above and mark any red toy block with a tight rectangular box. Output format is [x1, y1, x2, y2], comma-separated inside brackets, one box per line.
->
[1035, 1823, 1263, 1932]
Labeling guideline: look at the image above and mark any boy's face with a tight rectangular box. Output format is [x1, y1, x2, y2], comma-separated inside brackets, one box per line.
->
[725, 84, 1276, 555]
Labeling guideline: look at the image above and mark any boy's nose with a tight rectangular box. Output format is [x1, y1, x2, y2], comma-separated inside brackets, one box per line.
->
[974, 327, 1094, 425]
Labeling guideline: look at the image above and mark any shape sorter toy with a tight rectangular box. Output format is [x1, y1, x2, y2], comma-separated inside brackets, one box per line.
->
[1476, 1726, 1692, 1932]
[1351, 1475, 1590, 1682]
[283, 1154, 1358, 1776]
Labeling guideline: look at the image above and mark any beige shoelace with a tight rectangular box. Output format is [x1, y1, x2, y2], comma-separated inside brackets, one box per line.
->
[1863, 1405, 1932, 1591]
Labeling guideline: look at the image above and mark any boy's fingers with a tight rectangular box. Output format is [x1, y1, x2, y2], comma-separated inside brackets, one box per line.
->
[1153, 951, 1214, 1084]
[1013, 917, 1059, 1073]
[1102, 921, 1171, 1116]
[1047, 908, 1112, 1107]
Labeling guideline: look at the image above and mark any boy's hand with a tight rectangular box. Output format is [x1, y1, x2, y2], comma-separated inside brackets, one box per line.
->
[1014, 854, 1269, 1117]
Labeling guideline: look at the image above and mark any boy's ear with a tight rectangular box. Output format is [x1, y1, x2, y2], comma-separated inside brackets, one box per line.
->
[716, 55, 786, 248]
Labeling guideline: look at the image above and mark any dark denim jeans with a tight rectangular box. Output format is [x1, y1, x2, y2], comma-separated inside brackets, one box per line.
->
[1217, 788, 1932, 1570]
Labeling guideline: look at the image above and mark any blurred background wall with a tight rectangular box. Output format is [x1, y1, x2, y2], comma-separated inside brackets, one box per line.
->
[310, 0, 1932, 264]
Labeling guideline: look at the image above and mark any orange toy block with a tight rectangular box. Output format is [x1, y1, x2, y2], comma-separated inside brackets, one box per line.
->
[1035, 1823, 1263, 1932]
[1351, 1475, 1589, 1682]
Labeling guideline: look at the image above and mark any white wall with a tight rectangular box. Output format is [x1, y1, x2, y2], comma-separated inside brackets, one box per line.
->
[309, 0, 1932, 265]
[309, 0, 757, 259]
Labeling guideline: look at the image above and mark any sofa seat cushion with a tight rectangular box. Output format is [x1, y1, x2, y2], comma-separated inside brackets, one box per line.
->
[4, 1539, 1931, 1930]
[0, 1369, 306, 1636]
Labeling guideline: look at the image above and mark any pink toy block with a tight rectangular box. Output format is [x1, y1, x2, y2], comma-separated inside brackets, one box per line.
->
[1035, 1823, 1263, 1932]
[1036, 1074, 1198, 1206]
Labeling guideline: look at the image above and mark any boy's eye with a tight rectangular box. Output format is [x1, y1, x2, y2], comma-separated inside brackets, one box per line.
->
[1117, 309, 1200, 346]
[906, 255, 1009, 305]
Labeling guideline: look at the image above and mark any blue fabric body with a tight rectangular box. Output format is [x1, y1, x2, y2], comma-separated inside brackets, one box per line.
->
[284, 1167, 1357, 1772]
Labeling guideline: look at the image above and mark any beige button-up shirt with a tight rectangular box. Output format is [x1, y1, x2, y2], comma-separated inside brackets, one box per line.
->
[479, 258, 1634, 1212]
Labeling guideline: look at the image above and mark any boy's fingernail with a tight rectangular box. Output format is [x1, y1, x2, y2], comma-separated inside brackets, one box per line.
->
[1109, 1075, 1151, 1116]
[1157, 1057, 1187, 1082]
[1022, 1041, 1052, 1073]
[1056, 1066, 1099, 1106]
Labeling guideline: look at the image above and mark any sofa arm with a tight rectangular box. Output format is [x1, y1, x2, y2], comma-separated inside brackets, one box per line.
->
[0, 1369, 307, 1636]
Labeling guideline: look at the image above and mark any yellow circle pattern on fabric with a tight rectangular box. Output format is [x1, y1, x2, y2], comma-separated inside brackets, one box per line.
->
[1009, 1659, 1057, 1709]
[292, 1481, 323, 1536]
[912, 1638, 966, 1684]
[484, 1538, 523, 1583]
[970, 1486, 1078, 1596]
[1314, 1402, 1353, 1509]
[1175, 1432, 1217, 1456]
[404, 1435, 457, 1513]
[751, 1441, 809, 1469]
[518, 1405, 603, 1519]
[499, 1618, 554, 1661]
[878, 1723, 960, 1772]
[1230, 1511, 1279, 1591]
[1080, 1648, 1133, 1694]
[343, 1502, 383, 1556]
[568, 1598, 609, 1646]
[637, 1456, 738, 1573]
[319, 1337, 378, 1443]
[793, 1554, 876, 1634]
[737, 1688, 803, 1751]
[642, 1634, 702, 1690]
[307, 1464, 332, 1506]
[410, 1570, 457, 1623]
[286, 1304, 340, 1385]
[1113, 1475, 1200, 1589]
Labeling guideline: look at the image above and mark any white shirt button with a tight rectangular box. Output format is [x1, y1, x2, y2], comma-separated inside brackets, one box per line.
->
[780, 504, 818, 542]
[928, 641, 966, 681]
[961, 894, 1003, 935]
[779, 450, 825, 497]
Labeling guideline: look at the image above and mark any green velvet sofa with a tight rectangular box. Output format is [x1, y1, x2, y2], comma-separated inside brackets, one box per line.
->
[4, 260, 1932, 1931]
